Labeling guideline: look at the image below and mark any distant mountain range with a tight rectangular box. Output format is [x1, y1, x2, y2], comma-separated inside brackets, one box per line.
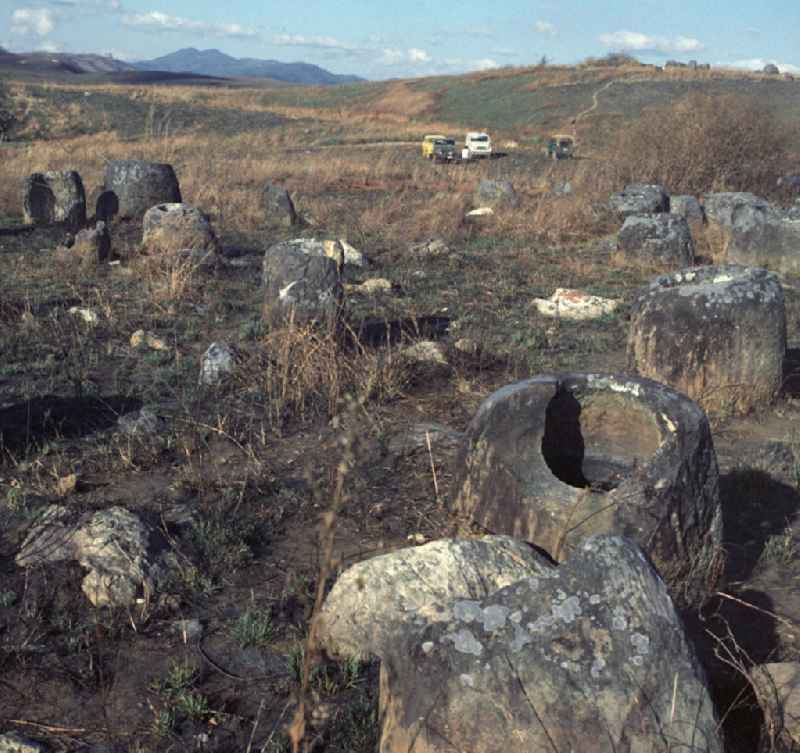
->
[132, 48, 363, 85]
[0, 46, 363, 85]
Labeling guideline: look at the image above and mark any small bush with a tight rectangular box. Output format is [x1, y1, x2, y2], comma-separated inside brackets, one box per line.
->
[609, 92, 791, 196]
[0, 81, 15, 138]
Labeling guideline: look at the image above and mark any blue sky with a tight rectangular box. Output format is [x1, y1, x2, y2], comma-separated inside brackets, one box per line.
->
[2, 0, 799, 79]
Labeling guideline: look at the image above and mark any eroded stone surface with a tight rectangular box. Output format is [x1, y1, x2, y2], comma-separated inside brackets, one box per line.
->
[379, 536, 722, 753]
[751, 662, 800, 747]
[142, 203, 219, 255]
[628, 265, 786, 414]
[262, 240, 342, 327]
[474, 179, 519, 208]
[609, 183, 669, 218]
[617, 214, 695, 267]
[262, 184, 298, 227]
[199, 342, 235, 385]
[23, 170, 86, 230]
[317, 536, 552, 660]
[451, 373, 722, 606]
[16, 505, 172, 607]
[533, 288, 620, 320]
[73, 221, 111, 265]
[104, 160, 181, 219]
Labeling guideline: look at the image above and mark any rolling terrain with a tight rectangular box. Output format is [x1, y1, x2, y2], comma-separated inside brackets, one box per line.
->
[0, 60, 799, 753]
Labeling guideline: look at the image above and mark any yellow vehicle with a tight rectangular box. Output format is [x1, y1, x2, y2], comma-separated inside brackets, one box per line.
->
[422, 134, 447, 159]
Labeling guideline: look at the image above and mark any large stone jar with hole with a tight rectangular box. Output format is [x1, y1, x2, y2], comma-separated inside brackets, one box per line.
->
[104, 160, 181, 219]
[628, 265, 786, 415]
[451, 373, 722, 607]
[23, 170, 86, 230]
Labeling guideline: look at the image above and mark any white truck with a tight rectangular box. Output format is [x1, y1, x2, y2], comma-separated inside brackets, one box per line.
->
[464, 131, 492, 158]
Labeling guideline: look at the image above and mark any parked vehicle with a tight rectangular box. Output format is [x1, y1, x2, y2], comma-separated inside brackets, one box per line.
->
[465, 131, 492, 158]
[422, 134, 447, 159]
[547, 134, 575, 160]
[432, 137, 456, 162]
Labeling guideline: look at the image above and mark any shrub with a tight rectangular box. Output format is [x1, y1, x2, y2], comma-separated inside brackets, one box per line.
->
[609, 92, 791, 197]
[0, 81, 15, 138]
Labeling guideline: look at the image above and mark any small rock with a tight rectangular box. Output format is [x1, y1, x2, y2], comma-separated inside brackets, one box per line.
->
[532, 288, 620, 320]
[199, 342, 235, 386]
[410, 238, 451, 257]
[0, 732, 48, 753]
[16, 505, 174, 608]
[338, 239, 367, 267]
[466, 207, 494, 218]
[399, 340, 448, 369]
[130, 330, 168, 351]
[453, 337, 479, 355]
[117, 407, 164, 436]
[344, 278, 394, 295]
[68, 306, 99, 325]
[474, 179, 519, 208]
[262, 184, 298, 227]
[173, 618, 204, 642]
[73, 221, 111, 265]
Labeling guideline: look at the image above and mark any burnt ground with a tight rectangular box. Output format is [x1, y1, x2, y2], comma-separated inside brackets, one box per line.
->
[2, 147, 800, 752]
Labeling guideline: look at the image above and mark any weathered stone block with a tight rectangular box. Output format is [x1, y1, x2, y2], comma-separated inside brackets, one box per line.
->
[104, 160, 181, 219]
[617, 214, 695, 267]
[628, 265, 786, 414]
[23, 170, 86, 229]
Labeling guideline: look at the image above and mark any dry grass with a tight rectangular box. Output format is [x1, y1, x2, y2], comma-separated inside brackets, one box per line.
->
[605, 92, 792, 197]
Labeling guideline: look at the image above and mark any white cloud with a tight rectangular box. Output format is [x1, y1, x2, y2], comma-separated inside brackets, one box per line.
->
[534, 21, 556, 36]
[408, 48, 430, 63]
[121, 11, 257, 38]
[271, 34, 355, 51]
[11, 8, 56, 36]
[598, 30, 704, 54]
[380, 47, 432, 66]
[475, 58, 499, 70]
[722, 58, 800, 74]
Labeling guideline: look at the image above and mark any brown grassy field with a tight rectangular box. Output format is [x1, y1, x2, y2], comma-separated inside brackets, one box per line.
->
[2, 66, 800, 753]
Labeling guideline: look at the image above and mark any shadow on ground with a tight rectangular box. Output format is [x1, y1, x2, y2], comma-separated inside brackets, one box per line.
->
[0, 395, 142, 456]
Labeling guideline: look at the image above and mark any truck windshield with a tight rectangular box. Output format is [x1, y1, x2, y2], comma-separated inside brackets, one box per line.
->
[471, 135, 489, 142]
[440, 139, 455, 146]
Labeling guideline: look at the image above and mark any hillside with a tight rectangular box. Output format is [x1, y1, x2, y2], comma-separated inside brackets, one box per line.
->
[133, 47, 364, 85]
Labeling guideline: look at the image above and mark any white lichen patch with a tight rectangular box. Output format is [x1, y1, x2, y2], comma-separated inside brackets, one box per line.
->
[553, 595, 582, 623]
[612, 606, 628, 631]
[589, 594, 602, 605]
[422, 641, 435, 654]
[459, 673, 476, 688]
[631, 632, 650, 655]
[445, 628, 484, 656]
[591, 656, 607, 678]
[482, 604, 510, 631]
[453, 600, 483, 623]
[510, 625, 533, 653]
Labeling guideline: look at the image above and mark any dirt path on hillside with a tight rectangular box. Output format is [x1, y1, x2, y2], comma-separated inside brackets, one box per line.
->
[573, 79, 617, 124]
